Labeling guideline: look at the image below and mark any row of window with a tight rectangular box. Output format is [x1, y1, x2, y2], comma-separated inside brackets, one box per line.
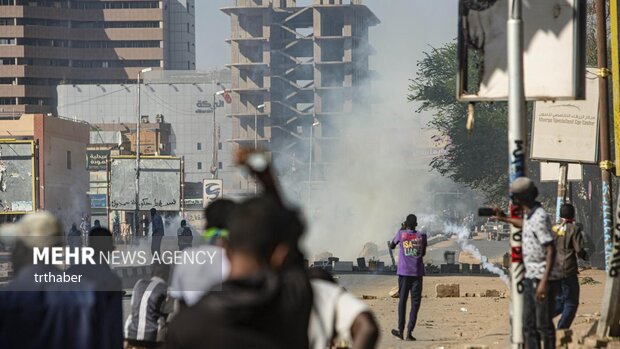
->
[0, 1, 160, 9]
[196, 162, 223, 171]
[0, 38, 161, 48]
[72, 60, 161, 68]
[0, 18, 160, 28]
[72, 40, 161, 48]
[0, 77, 137, 85]
[0, 97, 52, 105]
[0, 57, 160, 68]
[196, 142, 223, 151]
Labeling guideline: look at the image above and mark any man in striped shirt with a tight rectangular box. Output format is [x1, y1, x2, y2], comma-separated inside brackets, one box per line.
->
[125, 263, 171, 349]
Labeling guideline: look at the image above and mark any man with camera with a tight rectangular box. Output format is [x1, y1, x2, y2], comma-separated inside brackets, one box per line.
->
[493, 177, 560, 349]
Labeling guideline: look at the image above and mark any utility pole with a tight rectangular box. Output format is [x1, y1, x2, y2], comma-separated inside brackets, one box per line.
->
[597, 0, 620, 338]
[507, 0, 526, 347]
[556, 162, 569, 223]
[594, 0, 614, 272]
[135, 67, 152, 238]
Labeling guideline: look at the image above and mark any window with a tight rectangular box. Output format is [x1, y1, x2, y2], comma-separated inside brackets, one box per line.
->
[218, 162, 223, 170]
[197, 162, 202, 170]
[218, 142, 222, 150]
[66, 151, 71, 169]
[186, 23, 190, 32]
[187, 41, 190, 52]
[197, 142, 201, 150]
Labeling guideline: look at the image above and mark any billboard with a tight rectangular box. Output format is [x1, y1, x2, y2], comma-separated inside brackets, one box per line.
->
[86, 150, 109, 171]
[109, 157, 181, 211]
[0, 141, 35, 214]
[531, 68, 599, 163]
[457, 0, 586, 101]
[203, 179, 223, 208]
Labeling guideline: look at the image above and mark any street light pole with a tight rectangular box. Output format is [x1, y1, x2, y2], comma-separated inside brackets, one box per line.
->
[211, 86, 228, 179]
[135, 67, 152, 238]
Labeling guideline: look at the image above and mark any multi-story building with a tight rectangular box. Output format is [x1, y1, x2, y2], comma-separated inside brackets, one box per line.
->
[56, 70, 244, 204]
[0, 0, 195, 115]
[222, 0, 378, 188]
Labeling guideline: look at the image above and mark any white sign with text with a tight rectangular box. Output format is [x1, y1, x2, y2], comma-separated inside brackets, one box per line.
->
[531, 68, 599, 163]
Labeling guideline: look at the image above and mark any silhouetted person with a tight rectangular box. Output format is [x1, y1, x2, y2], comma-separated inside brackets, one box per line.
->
[166, 197, 312, 349]
[150, 208, 164, 256]
[67, 227, 123, 349]
[0, 212, 99, 349]
[67, 222, 81, 249]
[176, 220, 193, 251]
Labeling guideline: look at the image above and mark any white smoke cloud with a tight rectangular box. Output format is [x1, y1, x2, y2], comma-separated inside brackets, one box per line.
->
[443, 222, 509, 286]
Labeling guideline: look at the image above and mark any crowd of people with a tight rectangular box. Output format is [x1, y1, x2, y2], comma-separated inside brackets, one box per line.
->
[0, 184, 382, 349]
[0, 173, 591, 349]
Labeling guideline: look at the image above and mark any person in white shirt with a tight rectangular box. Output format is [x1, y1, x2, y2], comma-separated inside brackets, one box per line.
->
[308, 268, 379, 349]
[168, 199, 235, 308]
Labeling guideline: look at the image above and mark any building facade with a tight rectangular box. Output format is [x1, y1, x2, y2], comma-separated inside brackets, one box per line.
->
[0, 113, 90, 230]
[57, 70, 247, 204]
[0, 0, 195, 115]
[222, 0, 378, 188]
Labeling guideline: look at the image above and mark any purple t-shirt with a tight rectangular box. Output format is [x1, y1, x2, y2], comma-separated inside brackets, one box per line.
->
[392, 229, 427, 276]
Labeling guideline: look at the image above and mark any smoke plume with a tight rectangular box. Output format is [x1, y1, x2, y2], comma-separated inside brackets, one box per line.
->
[444, 222, 509, 286]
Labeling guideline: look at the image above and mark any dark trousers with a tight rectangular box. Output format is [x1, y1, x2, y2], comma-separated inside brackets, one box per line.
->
[397, 275, 423, 334]
[151, 235, 163, 256]
[554, 274, 580, 329]
[523, 278, 558, 349]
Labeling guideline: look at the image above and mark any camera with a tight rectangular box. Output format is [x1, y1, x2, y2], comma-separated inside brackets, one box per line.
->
[478, 207, 495, 217]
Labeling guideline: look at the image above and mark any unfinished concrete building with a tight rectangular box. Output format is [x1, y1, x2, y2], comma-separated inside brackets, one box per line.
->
[222, 0, 379, 188]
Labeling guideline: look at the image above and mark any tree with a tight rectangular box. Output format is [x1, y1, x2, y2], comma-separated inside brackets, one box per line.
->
[408, 43, 509, 204]
[408, 2, 607, 265]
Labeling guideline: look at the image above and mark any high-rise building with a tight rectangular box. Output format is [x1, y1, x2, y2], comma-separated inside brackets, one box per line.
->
[0, 0, 195, 115]
[222, 0, 378, 187]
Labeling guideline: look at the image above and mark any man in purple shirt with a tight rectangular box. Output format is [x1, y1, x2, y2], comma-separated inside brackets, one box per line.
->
[389, 214, 427, 341]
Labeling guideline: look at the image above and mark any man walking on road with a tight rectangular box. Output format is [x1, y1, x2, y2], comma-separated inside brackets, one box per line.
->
[150, 208, 164, 256]
[553, 203, 588, 329]
[389, 214, 427, 341]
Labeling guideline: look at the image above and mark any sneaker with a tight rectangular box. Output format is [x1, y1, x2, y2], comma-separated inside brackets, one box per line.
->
[406, 333, 416, 341]
[391, 329, 403, 340]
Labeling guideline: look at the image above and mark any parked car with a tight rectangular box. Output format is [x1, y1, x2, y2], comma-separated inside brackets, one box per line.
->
[481, 219, 510, 241]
